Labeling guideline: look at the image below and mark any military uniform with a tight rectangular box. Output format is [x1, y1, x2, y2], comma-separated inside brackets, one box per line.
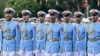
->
[45, 23, 62, 56]
[45, 9, 62, 56]
[36, 23, 47, 56]
[59, 11, 75, 56]
[0, 8, 20, 56]
[74, 12, 87, 56]
[35, 11, 46, 56]
[60, 23, 75, 56]
[19, 10, 36, 56]
[87, 9, 100, 56]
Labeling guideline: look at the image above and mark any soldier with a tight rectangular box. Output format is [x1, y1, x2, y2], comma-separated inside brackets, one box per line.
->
[44, 14, 50, 25]
[74, 12, 87, 56]
[35, 11, 46, 56]
[45, 9, 62, 56]
[0, 8, 21, 56]
[60, 11, 75, 56]
[87, 9, 100, 56]
[30, 17, 38, 27]
[82, 18, 90, 30]
[18, 18, 23, 24]
[19, 10, 36, 56]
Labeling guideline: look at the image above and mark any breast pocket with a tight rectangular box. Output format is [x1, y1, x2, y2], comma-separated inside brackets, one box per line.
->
[27, 30, 33, 37]
[10, 28, 16, 36]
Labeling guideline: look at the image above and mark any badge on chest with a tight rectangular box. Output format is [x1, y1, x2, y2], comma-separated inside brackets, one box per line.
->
[2, 28, 10, 33]
[21, 28, 27, 34]
[46, 29, 52, 35]
[88, 29, 94, 34]
[36, 28, 42, 33]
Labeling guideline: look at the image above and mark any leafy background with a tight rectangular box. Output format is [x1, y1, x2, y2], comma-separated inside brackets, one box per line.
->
[0, 0, 100, 18]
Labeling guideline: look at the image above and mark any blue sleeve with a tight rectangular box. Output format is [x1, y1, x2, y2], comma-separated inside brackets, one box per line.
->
[72, 26, 76, 52]
[59, 26, 63, 53]
[85, 28, 88, 52]
[32, 26, 36, 50]
[15, 24, 21, 51]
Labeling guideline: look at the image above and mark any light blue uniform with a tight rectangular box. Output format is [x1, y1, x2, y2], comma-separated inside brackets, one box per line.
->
[74, 23, 87, 56]
[45, 23, 62, 56]
[19, 22, 36, 56]
[35, 23, 47, 56]
[0, 20, 21, 56]
[87, 22, 100, 56]
[60, 23, 75, 56]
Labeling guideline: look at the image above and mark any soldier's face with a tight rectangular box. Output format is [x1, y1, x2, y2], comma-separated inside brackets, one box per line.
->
[50, 15, 56, 22]
[75, 17, 82, 23]
[45, 17, 50, 22]
[91, 16, 98, 22]
[63, 16, 70, 22]
[38, 17, 45, 23]
[23, 15, 30, 22]
[5, 13, 13, 20]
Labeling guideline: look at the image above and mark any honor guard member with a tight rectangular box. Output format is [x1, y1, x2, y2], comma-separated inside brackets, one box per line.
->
[18, 18, 23, 24]
[30, 17, 38, 27]
[45, 9, 62, 56]
[18, 18, 23, 28]
[45, 14, 51, 25]
[35, 11, 46, 56]
[82, 18, 90, 30]
[0, 8, 21, 56]
[87, 9, 100, 56]
[44, 14, 50, 29]
[60, 11, 75, 56]
[19, 10, 36, 56]
[74, 12, 87, 56]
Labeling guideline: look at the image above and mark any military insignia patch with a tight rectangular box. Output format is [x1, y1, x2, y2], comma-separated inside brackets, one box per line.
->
[46, 29, 52, 35]
[37, 28, 42, 33]
[3, 28, 10, 32]
[21, 28, 27, 34]
[88, 29, 94, 34]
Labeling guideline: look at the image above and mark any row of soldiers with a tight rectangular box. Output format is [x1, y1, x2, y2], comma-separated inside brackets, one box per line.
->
[0, 8, 100, 56]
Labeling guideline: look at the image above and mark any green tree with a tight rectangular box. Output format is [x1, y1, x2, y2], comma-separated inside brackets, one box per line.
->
[6, 0, 74, 17]
[0, 0, 7, 18]
[6, 0, 41, 17]
[5, 0, 100, 17]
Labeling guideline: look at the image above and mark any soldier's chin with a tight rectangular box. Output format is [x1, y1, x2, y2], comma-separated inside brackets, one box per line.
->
[76, 21, 81, 23]
[6, 17, 12, 20]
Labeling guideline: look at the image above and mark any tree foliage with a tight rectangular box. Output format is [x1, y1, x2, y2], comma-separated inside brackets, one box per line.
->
[0, 0, 99, 18]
